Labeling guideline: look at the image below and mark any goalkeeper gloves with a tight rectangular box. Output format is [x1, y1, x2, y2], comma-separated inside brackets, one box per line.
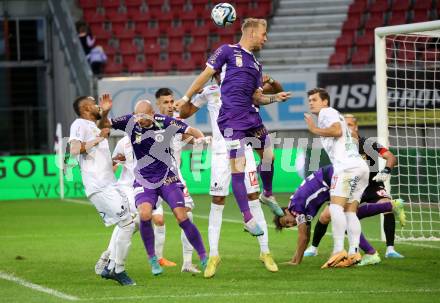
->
[373, 167, 392, 183]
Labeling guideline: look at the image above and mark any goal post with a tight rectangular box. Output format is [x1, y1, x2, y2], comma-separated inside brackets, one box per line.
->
[375, 20, 440, 240]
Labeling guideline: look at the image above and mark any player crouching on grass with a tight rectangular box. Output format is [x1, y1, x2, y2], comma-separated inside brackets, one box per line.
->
[272, 164, 406, 267]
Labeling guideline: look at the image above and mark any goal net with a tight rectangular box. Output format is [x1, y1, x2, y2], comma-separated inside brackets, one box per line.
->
[375, 21, 440, 240]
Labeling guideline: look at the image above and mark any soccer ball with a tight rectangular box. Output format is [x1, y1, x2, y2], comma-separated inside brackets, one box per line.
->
[211, 3, 237, 27]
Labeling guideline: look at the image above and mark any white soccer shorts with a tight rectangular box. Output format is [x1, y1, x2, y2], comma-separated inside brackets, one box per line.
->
[330, 163, 370, 203]
[88, 183, 131, 227]
[209, 147, 260, 197]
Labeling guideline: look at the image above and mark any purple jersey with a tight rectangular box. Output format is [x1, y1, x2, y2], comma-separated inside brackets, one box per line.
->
[111, 114, 188, 187]
[207, 43, 263, 131]
[288, 165, 334, 220]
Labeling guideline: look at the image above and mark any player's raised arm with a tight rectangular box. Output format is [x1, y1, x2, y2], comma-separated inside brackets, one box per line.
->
[69, 128, 110, 156]
[178, 101, 200, 119]
[253, 89, 292, 106]
[175, 66, 217, 110]
[97, 93, 113, 129]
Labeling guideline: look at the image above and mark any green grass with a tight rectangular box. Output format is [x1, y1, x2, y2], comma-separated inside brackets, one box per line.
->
[0, 194, 439, 303]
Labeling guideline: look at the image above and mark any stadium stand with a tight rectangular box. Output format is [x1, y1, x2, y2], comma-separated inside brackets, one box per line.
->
[328, 0, 439, 68]
[77, 0, 273, 75]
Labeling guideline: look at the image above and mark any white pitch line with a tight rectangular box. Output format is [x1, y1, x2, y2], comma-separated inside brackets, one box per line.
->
[82, 288, 440, 301]
[0, 271, 79, 301]
[61, 199, 440, 249]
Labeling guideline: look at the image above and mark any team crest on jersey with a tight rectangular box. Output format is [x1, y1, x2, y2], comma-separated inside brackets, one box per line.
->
[135, 131, 142, 144]
[235, 56, 243, 67]
[155, 133, 164, 142]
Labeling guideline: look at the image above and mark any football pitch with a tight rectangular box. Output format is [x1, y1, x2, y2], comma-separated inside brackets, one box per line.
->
[1, 194, 439, 303]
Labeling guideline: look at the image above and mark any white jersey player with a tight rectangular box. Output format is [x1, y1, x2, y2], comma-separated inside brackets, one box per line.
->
[177, 77, 282, 278]
[69, 96, 136, 285]
[304, 87, 369, 268]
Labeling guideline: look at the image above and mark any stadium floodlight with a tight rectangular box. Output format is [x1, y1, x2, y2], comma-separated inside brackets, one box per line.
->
[375, 20, 440, 240]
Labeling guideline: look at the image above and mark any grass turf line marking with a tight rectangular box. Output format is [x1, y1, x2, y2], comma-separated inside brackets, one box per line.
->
[0, 271, 79, 301]
[63, 199, 440, 249]
[81, 288, 440, 301]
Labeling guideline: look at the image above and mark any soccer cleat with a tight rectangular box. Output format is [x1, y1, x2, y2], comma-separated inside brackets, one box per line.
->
[392, 199, 406, 227]
[357, 252, 381, 266]
[385, 250, 405, 258]
[259, 253, 279, 272]
[149, 256, 163, 276]
[204, 255, 221, 278]
[200, 257, 208, 272]
[321, 250, 348, 269]
[334, 252, 362, 268]
[303, 246, 318, 257]
[181, 263, 201, 274]
[244, 218, 264, 236]
[101, 266, 116, 281]
[95, 250, 110, 275]
[259, 193, 284, 217]
[113, 271, 136, 286]
[159, 257, 177, 267]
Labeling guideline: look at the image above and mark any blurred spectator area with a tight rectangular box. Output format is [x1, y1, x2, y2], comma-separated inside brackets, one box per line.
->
[328, 0, 439, 68]
[77, 0, 273, 75]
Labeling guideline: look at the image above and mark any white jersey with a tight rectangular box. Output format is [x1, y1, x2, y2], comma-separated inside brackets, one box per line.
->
[191, 84, 227, 154]
[69, 118, 116, 196]
[112, 136, 135, 187]
[171, 112, 186, 168]
[318, 107, 364, 172]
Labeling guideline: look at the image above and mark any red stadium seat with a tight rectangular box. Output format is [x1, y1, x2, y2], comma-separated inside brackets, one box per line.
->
[168, 40, 184, 54]
[104, 60, 124, 74]
[413, 0, 432, 11]
[102, 0, 120, 9]
[152, 59, 172, 73]
[388, 11, 407, 25]
[391, 0, 410, 12]
[369, 0, 389, 14]
[356, 31, 375, 46]
[119, 40, 138, 55]
[79, 0, 98, 9]
[351, 47, 371, 65]
[348, 0, 368, 15]
[125, 57, 148, 73]
[125, 0, 143, 6]
[174, 58, 196, 72]
[364, 14, 385, 30]
[335, 35, 354, 50]
[329, 50, 349, 66]
[106, 11, 128, 23]
[412, 10, 430, 23]
[84, 12, 106, 24]
[144, 43, 161, 56]
[115, 27, 136, 40]
[341, 15, 362, 32]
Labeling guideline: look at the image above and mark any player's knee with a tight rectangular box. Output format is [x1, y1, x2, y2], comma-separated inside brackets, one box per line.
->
[212, 196, 226, 205]
[247, 192, 259, 201]
[173, 207, 188, 223]
[152, 215, 164, 226]
[138, 208, 152, 222]
[319, 208, 331, 224]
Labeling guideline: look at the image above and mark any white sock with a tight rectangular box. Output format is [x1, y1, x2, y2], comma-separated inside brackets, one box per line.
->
[181, 211, 194, 264]
[345, 212, 361, 255]
[108, 226, 119, 267]
[115, 219, 136, 274]
[154, 224, 166, 259]
[208, 203, 224, 257]
[249, 199, 269, 254]
[329, 204, 346, 254]
[386, 246, 395, 253]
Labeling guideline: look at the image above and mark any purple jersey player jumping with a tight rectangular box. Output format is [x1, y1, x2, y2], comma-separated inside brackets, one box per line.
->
[273, 165, 403, 266]
[98, 94, 207, 276]
[175, 18, 291, 236]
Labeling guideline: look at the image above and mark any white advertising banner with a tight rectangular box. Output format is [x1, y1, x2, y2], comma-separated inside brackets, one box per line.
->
[98, 71, 316, 132]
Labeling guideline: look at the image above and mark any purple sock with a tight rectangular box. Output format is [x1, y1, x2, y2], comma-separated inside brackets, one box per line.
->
[357, 202, 393, 219]
[258, 161, 274, 197]
[179, 219, 206, 260]
[139, 220, 155, 259]
[231, 172, 252, 222]
[359, 233, 376, 254]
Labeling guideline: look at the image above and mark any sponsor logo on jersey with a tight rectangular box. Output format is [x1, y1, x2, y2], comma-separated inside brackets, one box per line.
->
[210, 182, 224, 192]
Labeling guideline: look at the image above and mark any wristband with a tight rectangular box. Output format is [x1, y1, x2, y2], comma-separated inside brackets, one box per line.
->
[383, 167, 392, 174]
[182, 95, 190, 102]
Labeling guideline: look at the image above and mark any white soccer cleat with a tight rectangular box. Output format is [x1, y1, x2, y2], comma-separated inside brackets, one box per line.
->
[95, 250, 110, 275]
[243, 218, 264, 236]
[303, 246, 318, 257]
[181, 263, 201, 274]
[259, 193, 284, 216]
